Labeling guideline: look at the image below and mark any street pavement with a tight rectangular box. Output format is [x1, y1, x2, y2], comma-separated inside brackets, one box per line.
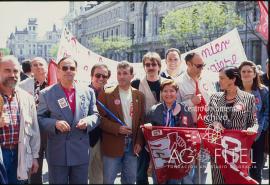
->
[42, 155, 269, 184]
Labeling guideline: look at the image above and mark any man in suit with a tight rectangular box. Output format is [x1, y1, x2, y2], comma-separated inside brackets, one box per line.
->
[99, 61, 145, 184]
[37, 56, 100, 184]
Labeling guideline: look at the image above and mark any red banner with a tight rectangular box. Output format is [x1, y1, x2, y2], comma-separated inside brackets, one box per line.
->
[198, 129, 258, 184]
[256, 1, 268, 41]
[47, 59, 58, 86]
[142, 126, 257, 184]
[142, 126, 201, 184]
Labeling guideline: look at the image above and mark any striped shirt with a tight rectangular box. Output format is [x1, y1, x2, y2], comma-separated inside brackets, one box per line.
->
[0, 94, 20, 146]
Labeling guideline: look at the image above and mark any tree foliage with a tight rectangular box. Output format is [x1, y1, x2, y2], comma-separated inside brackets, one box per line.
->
[160, 2, 244, 49]
[0, 48, 11, 56]
[49, 43, 59, 58]
[89, 36, 132, 55]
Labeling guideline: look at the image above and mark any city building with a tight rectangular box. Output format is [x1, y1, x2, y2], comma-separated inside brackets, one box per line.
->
[6, 18, 61, 63]
[66, 1, 268, 70]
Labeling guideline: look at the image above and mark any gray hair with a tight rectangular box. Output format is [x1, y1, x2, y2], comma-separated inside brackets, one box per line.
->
[0, 55, 22, 71]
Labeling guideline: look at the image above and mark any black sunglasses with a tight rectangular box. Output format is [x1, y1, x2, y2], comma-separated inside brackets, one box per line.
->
[61, 66, 76, 71]
[94, 73, 108, 79]
[145, 63, 158, 67]
[192, 63, 206, 69]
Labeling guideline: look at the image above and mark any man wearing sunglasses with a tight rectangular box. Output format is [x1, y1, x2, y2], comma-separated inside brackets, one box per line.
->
[88, 64, 111, 184]
[177, 52, 217, 184]
[37, 56, 100, 184]
[131, 52, 165, 184]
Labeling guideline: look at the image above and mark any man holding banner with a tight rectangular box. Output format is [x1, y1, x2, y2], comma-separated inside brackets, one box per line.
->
[98, 61, 145, 184]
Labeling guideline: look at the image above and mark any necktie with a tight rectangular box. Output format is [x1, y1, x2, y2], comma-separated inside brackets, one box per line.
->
[195, 80, 207, 128]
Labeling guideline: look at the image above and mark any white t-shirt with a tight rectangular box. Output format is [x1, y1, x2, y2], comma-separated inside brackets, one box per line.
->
[119, 87, 133, 129]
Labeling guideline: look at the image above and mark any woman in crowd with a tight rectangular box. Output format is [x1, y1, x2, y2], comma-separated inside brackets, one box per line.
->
[144, 79, 195, 184]
[239, 61, 269, 184]
[204, 66, 258, 184]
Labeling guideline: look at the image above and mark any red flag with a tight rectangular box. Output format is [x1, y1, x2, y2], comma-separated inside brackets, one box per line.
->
[142, 126, 201, 184]
[198, 129, 258, 184]
[47, 59, 58, 86]
[256, 1, 268, 41]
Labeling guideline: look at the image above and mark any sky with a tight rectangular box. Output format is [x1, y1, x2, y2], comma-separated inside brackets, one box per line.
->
[0, 1, 69, 48]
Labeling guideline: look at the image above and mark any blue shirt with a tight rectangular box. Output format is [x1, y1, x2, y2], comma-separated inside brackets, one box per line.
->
[251, 86, 269, 135]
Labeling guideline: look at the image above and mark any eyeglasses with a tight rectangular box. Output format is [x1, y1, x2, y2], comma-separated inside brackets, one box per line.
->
[145, 63, 158, 67]
[61, 66, 76, 71]
[192, 63, 206, 69]
[94, 73, 108, 79]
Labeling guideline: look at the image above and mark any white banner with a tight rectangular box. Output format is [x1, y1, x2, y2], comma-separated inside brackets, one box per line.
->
[56, 28, 246, 86]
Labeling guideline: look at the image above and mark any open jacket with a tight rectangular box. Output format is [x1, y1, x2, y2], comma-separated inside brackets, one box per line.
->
[15, 87, 40, 180]
[98, 86, 145, 157]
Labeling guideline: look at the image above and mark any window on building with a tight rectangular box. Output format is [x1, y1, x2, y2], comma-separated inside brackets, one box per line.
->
[251, 40, 262, 65]
[127, 52, 133, 63]
[33, 26, 35, 31]
[106, 30, 109, 38]
[102, 32, 105, 40]
[20, 49, 23, 55]
[143, 2, 149, 37]
[29, 49, 31, 54]
[29, 27, 31, 31]
[33, 50, 35, 55]
[253, 3, 259, 22]
[49, 35, 52, 40]
[111, 30, 113, 37]
[116, 28, 119, 36]
[130, 23, 135, 39]
[130, 2, 135, 11]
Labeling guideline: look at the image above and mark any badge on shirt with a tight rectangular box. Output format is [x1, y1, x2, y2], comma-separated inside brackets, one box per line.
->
[182, 116, 188, 126]
[114, 99, 121, 105]
[58, 98, 68, 109]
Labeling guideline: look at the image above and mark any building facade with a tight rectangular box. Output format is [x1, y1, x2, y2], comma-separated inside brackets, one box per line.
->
[6, 18, 61, 63]
[66, 1, 268, 70]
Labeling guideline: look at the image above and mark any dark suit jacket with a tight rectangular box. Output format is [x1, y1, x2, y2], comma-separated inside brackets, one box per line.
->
[146, 102, 195, 128]
[98, 86, 145, 157]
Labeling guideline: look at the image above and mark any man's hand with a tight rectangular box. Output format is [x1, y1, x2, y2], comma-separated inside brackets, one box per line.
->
[55, 120, 71, 132]
[0, 114, 8, 128]
[191, 94, 202, 105]
[134, 144, 141, 157]
[76, 119, 87, 130]
[212, 121, 224, 132]
[143, 123, 153, 130]
[30, 159, 39, 175]
[119, 126, 132, 135]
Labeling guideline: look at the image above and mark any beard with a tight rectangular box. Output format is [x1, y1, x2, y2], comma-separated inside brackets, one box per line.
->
[1, 77, 18, 89]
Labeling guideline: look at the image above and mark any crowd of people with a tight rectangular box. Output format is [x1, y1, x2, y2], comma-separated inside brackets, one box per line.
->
[0, 49, 268, 184]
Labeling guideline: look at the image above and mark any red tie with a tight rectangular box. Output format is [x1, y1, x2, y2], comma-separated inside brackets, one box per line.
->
[195, 81, 207, 128]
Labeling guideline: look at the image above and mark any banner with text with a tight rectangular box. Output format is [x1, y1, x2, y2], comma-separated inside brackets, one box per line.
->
[56, 28, 247, 86]
[142, 126, 257, 184]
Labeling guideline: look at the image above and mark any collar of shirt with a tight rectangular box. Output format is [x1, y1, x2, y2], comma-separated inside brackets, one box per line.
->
[163, 70, 183, 79]
[184, 71, 202, 82]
